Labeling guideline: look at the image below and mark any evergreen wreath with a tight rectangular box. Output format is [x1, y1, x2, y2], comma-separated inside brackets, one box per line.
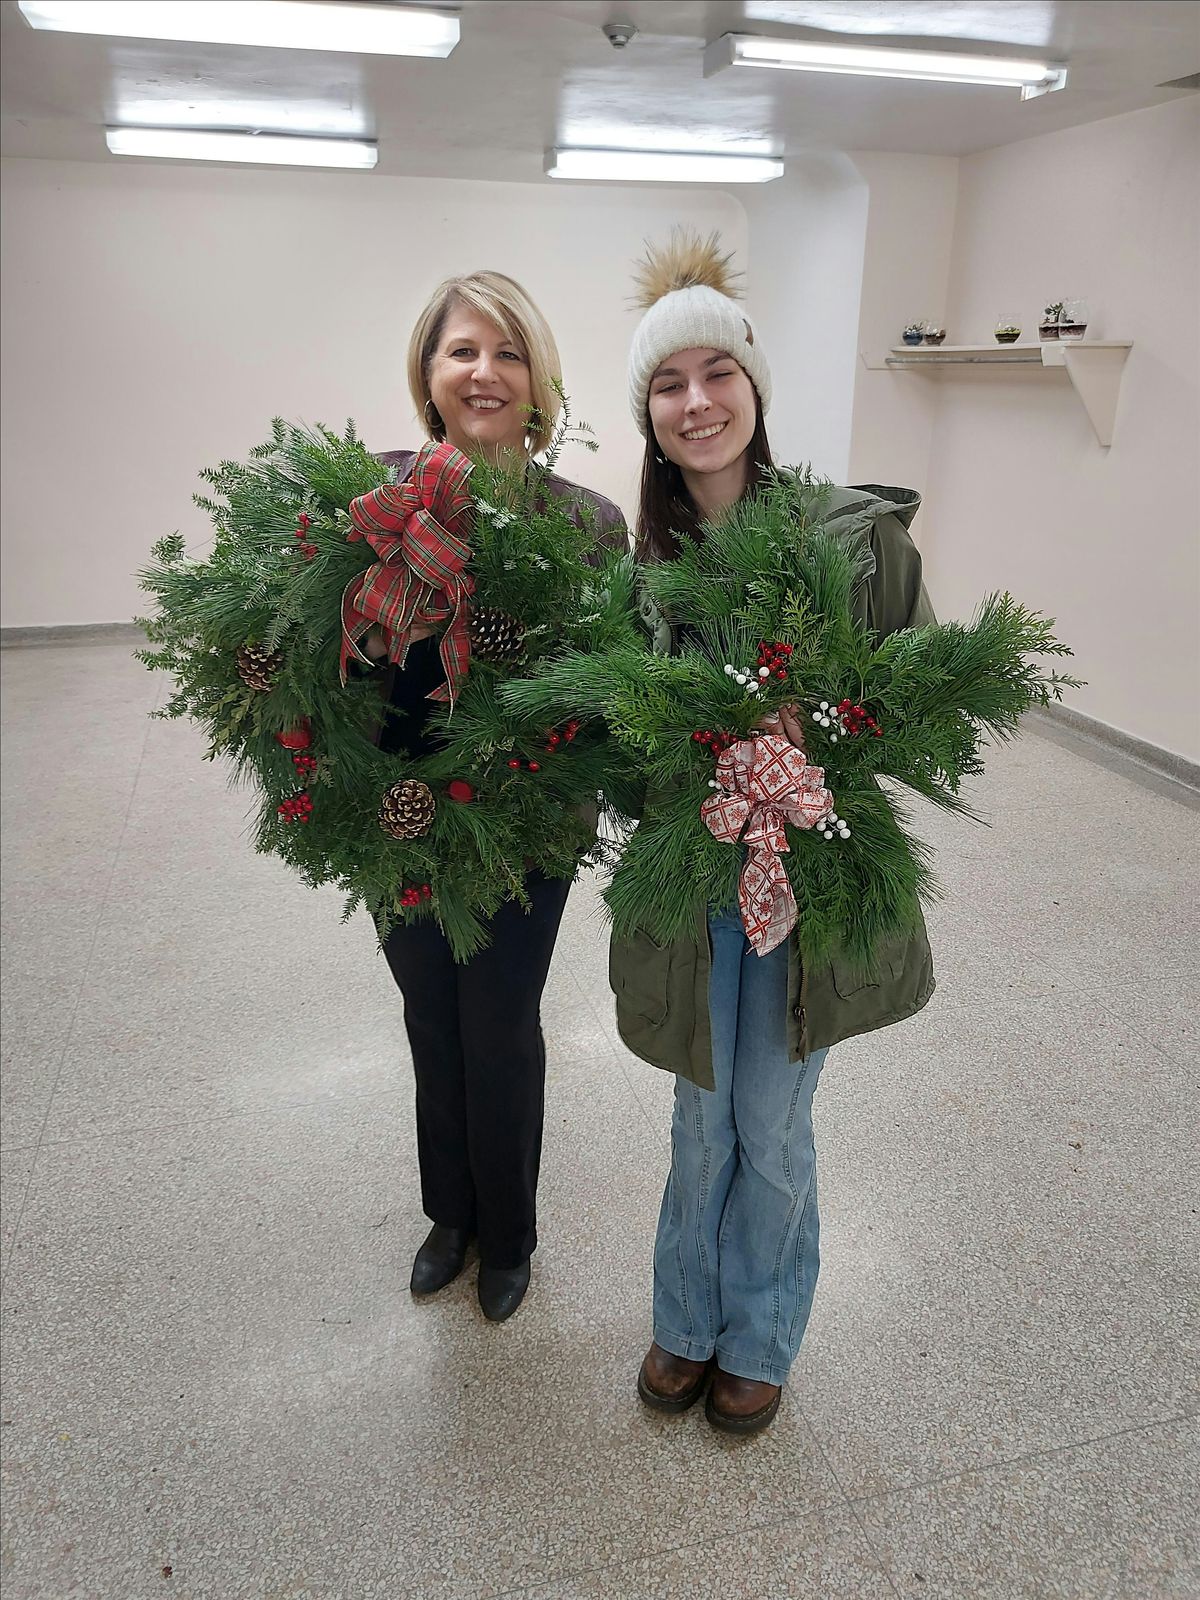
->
[137, 411, 639, 960]
[503, 470, 1080, 971]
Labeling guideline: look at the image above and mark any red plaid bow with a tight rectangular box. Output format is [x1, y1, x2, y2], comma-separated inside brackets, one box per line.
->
[340, 441, 476, 705]
[700, 734, 833, 956]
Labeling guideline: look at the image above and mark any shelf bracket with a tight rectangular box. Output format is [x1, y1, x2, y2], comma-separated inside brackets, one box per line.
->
[1040, 343, 1131, 447]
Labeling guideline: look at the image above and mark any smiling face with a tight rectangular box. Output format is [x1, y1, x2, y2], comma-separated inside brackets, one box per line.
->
[426, 301, 534, 458]
[646, 347, 758, 478]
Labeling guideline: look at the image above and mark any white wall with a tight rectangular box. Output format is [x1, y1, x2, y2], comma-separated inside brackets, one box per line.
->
[0, 158, 744, 626]
[742, 155, 869, 482]
[921, 98, 1200, 761]
[4, 110, 1198, 763]
[846, 151, 960, 498]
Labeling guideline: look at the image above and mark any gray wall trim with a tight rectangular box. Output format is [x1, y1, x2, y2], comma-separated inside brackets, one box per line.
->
[1027, 703, 1200, 802]
[2, 623, 1196, 802]
[1, 622, 145, 648]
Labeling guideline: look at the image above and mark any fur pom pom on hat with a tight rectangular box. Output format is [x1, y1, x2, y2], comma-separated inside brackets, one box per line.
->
[628, 230, 771, 435]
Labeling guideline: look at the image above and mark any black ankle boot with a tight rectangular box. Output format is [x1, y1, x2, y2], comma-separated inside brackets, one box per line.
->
[477, 1258, 531, 1322]
[410, 1223, 471, 1295]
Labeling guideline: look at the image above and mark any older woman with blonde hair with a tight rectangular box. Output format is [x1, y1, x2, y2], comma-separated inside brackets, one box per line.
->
[365, 270, 626, 1321]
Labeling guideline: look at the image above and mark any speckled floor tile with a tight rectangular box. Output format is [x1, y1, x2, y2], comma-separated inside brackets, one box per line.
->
[1088, 964, 1198, 1062]
[0, 1078, 837, 1600]
[0, 970, 85, 1151]
[514, 1501, 897, 1598]
[788, 994, 1199, 1497]
[21, 707, 614, 1142]
[4, 643, 1198, 1600]
[36, 929, 408, 1140]
[1, 651, 153, 1149]
[856, 1417, 1200, 1598]
[0, 643, 156, 752]
[36, 851, 607, 1142]
[915, 750, 1200, 987]
[1, 1147, 37, 1279]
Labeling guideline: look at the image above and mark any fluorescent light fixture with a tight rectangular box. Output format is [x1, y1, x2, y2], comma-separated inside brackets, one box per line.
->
[114, 98, 369, 138]
[546, 149, 783, 184]
[704, 33, 1067, 98]
[18, 2, 459, 58]
[106, 128, 378, 169]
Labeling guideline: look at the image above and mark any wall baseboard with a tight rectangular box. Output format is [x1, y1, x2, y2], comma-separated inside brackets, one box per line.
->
[1, 621, 145, 648]
[1027, 703, 1199, 803]
[2, 623, 1197, 802]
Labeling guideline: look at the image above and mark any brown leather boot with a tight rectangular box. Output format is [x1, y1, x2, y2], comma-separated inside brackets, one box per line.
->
[705, 1369, 782, 1435]
[637, 1342, 715, 1413]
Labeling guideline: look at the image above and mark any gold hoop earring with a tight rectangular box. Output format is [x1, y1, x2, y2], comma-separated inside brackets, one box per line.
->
[423, 399, 444, 436]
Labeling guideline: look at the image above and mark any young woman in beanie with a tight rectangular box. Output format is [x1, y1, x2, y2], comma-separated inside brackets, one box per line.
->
[615, 233, 936, 1432]
[364, 271, 626, 1322]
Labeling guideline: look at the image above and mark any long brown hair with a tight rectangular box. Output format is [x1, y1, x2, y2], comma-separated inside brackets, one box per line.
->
[634, 402, 775, 563]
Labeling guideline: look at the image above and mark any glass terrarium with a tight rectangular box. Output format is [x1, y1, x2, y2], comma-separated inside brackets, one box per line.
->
[995, 314, 1023, 345]
[1039, 302, 1065, 341]
[1059, 299, 1089, 341]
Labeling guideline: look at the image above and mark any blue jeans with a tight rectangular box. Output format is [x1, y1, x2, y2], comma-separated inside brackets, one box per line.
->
[652, 909, 828, 1386]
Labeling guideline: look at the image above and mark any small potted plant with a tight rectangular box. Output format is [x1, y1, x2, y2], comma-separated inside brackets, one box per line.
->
[1039, 302, 1064, 341]
[922, 322, 947, 345]
[1059, 299, 1089, 341]
[994, 314, 1022, 344]
[901, 322, 925, 346]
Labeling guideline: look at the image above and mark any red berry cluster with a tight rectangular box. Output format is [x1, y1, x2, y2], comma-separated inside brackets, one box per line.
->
[506, 757, 541, 772]
[278, 791, 313, 824]
[293, 512, 317, 561]
[399, 883, 433, 908]
[545, 720, 581, 753]
[291, 752, 318, 777]
[837, 699, 883, 738]
[691, 728, 735, 756]
[757, 640, 793, 680]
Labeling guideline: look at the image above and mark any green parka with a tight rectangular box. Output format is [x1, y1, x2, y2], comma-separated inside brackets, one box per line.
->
[608, 484, 938, 1091]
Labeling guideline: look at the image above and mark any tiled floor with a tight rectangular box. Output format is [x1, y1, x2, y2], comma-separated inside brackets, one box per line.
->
[1, 640, 1197, 1600]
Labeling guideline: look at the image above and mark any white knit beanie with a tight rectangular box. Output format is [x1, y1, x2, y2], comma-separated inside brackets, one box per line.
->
[628, 231, 771, 436]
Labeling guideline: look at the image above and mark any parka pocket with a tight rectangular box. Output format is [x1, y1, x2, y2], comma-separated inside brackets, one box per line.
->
[609, 929, 671, 1025]
[830, 935, 908, 998]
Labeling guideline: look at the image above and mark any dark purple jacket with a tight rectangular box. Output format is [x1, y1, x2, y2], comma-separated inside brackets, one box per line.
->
[377, 449, 628, 557]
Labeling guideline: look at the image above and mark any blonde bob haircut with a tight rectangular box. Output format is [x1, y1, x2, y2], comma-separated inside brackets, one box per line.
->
[406, 271, 563, 457]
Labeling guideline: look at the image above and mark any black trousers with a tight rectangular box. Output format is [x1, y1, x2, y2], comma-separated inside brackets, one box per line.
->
[381, 871, 573, 1270]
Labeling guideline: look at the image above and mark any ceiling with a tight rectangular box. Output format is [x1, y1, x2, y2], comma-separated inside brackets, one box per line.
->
[1, 0, 1197, 176]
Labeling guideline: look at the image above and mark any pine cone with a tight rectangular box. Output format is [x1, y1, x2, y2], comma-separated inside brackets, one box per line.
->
[235, 642, 284, 693]
[379, 778, 436, 841]
[467, 606, 525, 665]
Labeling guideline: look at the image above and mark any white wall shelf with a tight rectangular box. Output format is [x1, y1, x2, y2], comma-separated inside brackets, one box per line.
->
[861, 341, 1133, 446]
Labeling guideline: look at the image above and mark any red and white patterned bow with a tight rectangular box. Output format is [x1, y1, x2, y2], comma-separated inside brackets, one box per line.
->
[339, 441, 476, 705]
[700, 734, 834, 956]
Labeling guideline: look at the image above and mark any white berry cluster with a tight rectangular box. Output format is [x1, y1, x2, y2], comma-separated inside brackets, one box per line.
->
[723, 662, 772, 696]
[811, 700, 842, 742]
[820, 809, 852, 841]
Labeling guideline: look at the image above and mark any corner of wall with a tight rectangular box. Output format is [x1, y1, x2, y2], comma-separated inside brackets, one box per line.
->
[740, 159, 870, 480]
[845, 151, 961, 504]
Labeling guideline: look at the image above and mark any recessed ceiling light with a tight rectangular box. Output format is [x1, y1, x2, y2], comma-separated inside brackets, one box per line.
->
[19, 2, 459, 58]
[546, 148, 783, 184]
[704, 34, 1067, 98]
[106, 128, 379, 169]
